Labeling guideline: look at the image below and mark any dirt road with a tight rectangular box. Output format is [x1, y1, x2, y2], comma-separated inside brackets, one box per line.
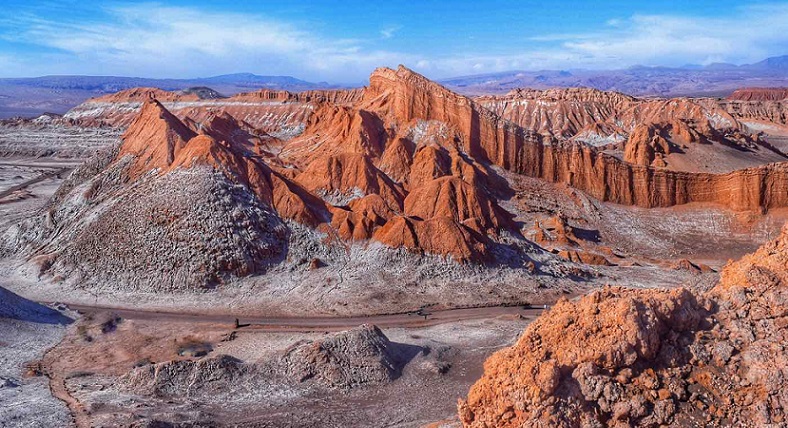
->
[64, 303, 547, 331]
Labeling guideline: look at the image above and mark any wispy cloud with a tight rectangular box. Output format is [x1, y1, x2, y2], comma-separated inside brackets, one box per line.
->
[380, 25, 402, 40]
[417, 2, 788, 75]
[0, 2, 787, 80]
[0, 3, 415, 82]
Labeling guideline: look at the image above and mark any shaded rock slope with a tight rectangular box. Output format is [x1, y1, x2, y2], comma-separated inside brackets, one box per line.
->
[459, 223, 788, 427]
[0, 286, 70, 324]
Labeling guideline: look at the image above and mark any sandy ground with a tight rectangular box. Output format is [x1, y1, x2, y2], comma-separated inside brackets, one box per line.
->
[0, 293, 74, 428]
[0, 319, 72, 428]
[0, 157, 78, 229]
[40, 311, 532, 427]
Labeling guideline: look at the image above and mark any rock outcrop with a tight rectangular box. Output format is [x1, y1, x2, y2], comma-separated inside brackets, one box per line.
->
[373, 215, 489, 262]
[459, 223, 788, 427]
[280, 324, 410, 388]
[122, 355, 250, 397]
[121, 325, 411, 398]
[364, 67, 788, 211]
[66, 87, 364, 133]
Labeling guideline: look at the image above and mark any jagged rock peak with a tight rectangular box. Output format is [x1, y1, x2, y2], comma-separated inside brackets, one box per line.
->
[119, 99, 198, 173]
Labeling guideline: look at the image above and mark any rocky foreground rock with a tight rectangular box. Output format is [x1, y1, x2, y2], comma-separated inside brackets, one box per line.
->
[459, 224, 788, 427]
[121, 324, 414, 398]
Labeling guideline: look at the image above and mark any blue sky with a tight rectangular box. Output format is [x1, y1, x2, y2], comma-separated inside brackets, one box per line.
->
[0, 0, 787, 83]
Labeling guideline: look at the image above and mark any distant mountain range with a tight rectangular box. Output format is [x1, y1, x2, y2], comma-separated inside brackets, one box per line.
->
[440, 55, 788, 97]
[0, 73, 337, 118]
[1, 55, 787, 119]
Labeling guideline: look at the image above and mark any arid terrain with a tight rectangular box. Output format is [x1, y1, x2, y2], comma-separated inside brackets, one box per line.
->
[1, 64, 787, 427]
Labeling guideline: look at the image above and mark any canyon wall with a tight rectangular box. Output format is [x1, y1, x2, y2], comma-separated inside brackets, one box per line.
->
[368, 66, 788, 212]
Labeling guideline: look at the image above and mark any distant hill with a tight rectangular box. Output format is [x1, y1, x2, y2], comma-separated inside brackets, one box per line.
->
[0, 73, 339, 118]
[2, 55, 788, 119]
[441, 55, 788, 97]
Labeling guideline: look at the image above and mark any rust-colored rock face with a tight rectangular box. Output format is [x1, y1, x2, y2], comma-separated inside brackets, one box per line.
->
[362, 67, 788, 212]
[373, 215, 488, 262]
[459, 224, 788, 427]
[295, 153, 405, 210]
[119, 100, 198, 176]
[728, 87, 788, 101]
[403, 176, 509, 233]
[118, 99, 328, 228]
[477, 87, 740, 140]
[106, 90, 508, 262]
[92, 87, 203, 103]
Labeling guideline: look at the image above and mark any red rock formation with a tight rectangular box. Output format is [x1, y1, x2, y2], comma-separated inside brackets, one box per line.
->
[60, 67, 788, 266]
[230, 88, 364, 105]
[118, 100, 328, 227]
[671, 259, 714, 274]
[198, 111, 277, 152]
[557, 249, 611, 265]
[347, 194, 396, 225]
[329, 207, 376, 241]
[373, 215, 488, 262]
[623, 123, 673, 167]
[407, 145, 486, 190]
[715, 97, 788, 126]
[368, 66, 788, 212]
[281, 103, 389, 164]
[621, 119, 707, 168]
[377, 137, 415, 183]
[119, 100, 197, 176]
[295, 153, 405, 211]
[477, 87, 634, 138]
[477, 87, 740, 138]
[459, 224, 788, 427]
[728, 87, 788, 101]
[91, 87, 202, 103]
[66, 87, 362, 135]
[531, 216, 579, 247]
[403, 177, 509, 233]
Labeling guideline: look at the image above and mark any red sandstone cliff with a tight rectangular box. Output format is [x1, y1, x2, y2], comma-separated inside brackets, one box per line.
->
[364, 66, 788, 212]
[728, 87, 788, 101]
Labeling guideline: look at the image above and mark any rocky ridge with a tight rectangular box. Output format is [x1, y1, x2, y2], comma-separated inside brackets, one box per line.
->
[4, 65, 788, 291]
[65, 87, 364, 137]
[728, 87, 788, 101]
[478, 87, 787, 173]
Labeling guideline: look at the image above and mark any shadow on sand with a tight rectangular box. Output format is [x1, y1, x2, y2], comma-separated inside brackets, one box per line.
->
[0, 286, 73, 325]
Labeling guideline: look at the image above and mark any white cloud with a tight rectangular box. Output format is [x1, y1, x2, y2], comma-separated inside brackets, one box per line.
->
[0, 3, 415, 82]
[1, 2, 787, 81]
[380, 25, 401, 40]
[418, 3, 788, 76]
